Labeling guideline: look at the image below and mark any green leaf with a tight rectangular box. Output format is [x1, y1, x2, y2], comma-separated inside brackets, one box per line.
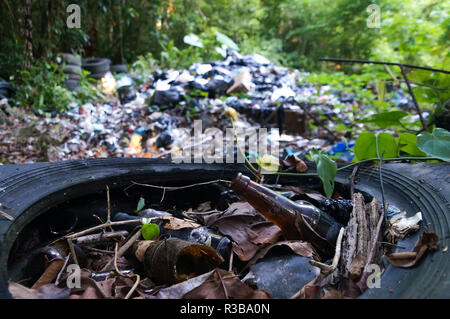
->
[376, 133, 398, 158]
[310, 149, 337, 198]
[136, 197, 145, 212]
[360, 111, 409, 129]
[354, 131, 377, 161]
[142, 224, 160, 240]
[399, 133, 427, 157]
[215, 31, 239, 51]
[417, 128, 450, 161]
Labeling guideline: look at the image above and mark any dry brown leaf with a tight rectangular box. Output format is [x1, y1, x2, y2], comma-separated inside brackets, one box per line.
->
[182, 269, 270, 299]
[280, 155, 308, 173]
[160, 216, 201, 231]
[386, 232, 440, 268]
[153, 270, 215, 299]
[247, 240, 318, 267]
[246, 221, 283, 246]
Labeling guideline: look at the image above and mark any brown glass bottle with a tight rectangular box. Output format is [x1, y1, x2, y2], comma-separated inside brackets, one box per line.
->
[231, 173, 343, 258]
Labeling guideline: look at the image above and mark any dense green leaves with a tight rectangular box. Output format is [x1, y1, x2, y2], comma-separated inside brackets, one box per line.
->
[310, 149, 337, 198]
[417, 128, 450, 162]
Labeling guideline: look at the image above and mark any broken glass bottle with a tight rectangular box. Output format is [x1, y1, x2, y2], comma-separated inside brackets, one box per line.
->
[231, 173, 343, 258]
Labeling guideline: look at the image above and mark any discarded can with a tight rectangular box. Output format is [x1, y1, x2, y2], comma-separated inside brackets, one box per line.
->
[134, 238, 223, 285]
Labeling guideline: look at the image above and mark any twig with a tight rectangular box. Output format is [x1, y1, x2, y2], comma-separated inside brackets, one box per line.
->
[0, 210, 14, 221]
[106, 185, 111, 223]
[349, 165, 359, 197]
[74, 231, 129, 246]
[129, 179, 231, 192]
[83, 246, 115, 255]
[228, 250, 234, 272]
[217, 270, 229, 300]
[400, 64, 427, 131]
[113, 242, 141, 299]
[378, 152, 387, 218]
[309, 227, 345, 276]
[67, 238, 79, 265]
[55, 255, 71, 286]
[185, 209, 222, 216]
[101, 230, 142, 272]
[65, 219, 152, 240]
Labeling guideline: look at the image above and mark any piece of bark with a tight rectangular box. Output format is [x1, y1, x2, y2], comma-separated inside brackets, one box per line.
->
[73, 231, 129, 246]
[341, 194, 383, 280]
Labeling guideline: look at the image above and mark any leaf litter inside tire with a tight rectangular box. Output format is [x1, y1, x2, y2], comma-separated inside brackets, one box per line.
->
[7, 175, 435, 299]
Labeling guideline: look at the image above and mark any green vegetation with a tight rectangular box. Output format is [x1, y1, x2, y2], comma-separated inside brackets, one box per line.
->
[1, 0, 448, 78]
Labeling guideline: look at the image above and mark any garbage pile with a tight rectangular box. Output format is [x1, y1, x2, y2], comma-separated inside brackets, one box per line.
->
[0, 51, 415, 164]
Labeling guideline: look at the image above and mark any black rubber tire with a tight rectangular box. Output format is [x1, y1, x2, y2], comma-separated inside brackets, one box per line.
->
[82, 58, 111, 75]
[0, 82, 16, 98]
[110, 64, 128, 74]
[64, 79, 80, 91]
[66, 73, 81, 81]
[0, 160, 448, 298]
[87, 72, 108, 80]
[335, 162, 450, 299]
[60, 53, 82, 66]
[63, 65, 82, 75]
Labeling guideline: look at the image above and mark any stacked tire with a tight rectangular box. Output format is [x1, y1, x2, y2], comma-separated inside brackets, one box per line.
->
[61, 53, 82, 91]
[82, 58, 111, 80]
[110, 64, 128, 75]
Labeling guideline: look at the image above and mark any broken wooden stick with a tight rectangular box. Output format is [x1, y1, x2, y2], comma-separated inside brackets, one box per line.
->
[73, 231, 129, 246]
[101, 230, 142, 272]
[0, 209, 14, 221]
[310, 227, 345, 276]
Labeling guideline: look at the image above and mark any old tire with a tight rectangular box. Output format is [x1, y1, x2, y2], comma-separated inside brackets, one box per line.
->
[110, 64, 128, 74]
[82, 58, 111, 75]
[0, 160, 448, 298]
[60, 53, 82, 66]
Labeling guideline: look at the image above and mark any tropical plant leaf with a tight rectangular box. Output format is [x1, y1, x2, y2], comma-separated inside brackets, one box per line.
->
[359, 111, 409, 129]
[354, 131, 377, 161]
[310, 149, 337, 198]
[417, 128, 450, 161]
[215, 31, 239, 51]
[399, 133, 427, 157]
[376, 132, 398, 158]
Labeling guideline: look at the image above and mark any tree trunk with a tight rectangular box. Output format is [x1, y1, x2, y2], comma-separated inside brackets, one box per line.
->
[20, 0, 33, 69]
